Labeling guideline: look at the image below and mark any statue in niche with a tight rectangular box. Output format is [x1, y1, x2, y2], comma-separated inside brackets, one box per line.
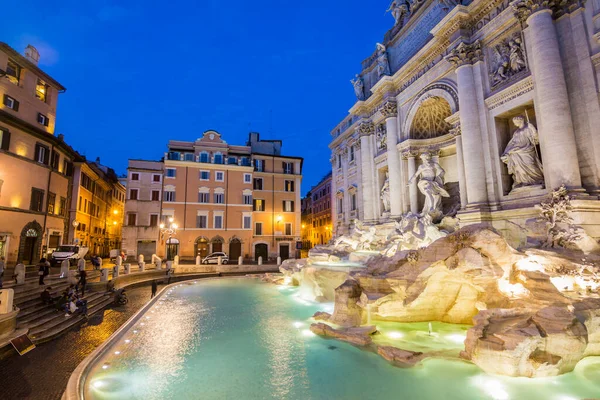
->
[376, 43, 391, 79]
[387, 1, 410, 25]
[490, 34, 527, 87]
[408, 152, 450, 219]
[381, 172, 391, 214]
[501, 116, 544, 190]
[351, 74, 365, 101]
[376, 124, 387, 150]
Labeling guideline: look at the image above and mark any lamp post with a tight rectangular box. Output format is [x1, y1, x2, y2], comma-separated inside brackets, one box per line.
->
[160, 217, 178, 261]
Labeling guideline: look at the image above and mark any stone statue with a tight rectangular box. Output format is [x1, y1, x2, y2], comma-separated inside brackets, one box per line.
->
[490, 34, 527, 87]
[439, 0, 460, 11]
[501, 116, 544, 189]
[387, 1, 409, 25]
[536, 185, 581, 249]
[376, 124, 387, 150]
[408, 152, 450, 218]
[509, 38, 526, 73]
[381, 172, 391, 213]
[351, 74, 365, 101]
[376, 43, 391, 78]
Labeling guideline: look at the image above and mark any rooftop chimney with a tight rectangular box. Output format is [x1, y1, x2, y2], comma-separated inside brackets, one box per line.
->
[95, 157, 101, 163]
[24, 45, 40, 65]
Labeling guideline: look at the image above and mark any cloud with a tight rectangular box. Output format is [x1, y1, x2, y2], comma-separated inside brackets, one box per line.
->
[97, 5, 128, 22]
[17, 35, 60, 66]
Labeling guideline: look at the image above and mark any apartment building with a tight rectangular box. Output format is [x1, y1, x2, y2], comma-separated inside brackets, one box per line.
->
[68, 158, 125, 257]
[0, 43, 79, 264]
[122, 159, 163, 259]
[301, 172, 332, 249]
[161, 131, 302, 262]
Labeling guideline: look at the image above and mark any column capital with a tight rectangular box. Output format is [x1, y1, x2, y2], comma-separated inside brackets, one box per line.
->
[511, 0, 586, 23]
[449, 123, 462, 137]
[380, 100, 398, 119]
[358, 120, 375, 137]
[445, 41, 483, 68]
[401, 150, 419, 160]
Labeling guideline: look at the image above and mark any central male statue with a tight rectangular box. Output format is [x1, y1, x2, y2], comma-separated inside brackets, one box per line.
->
[408, 152, 449, 218]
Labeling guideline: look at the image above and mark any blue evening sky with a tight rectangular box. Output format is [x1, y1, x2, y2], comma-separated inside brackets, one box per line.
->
[4, 1, 394, 194]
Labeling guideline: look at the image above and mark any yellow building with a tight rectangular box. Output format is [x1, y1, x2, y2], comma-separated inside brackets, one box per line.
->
[68, 159, 125, 257]
[301, 172, 332, 250]
[159, 131, 302, 262]
[0, 43, 79, 264]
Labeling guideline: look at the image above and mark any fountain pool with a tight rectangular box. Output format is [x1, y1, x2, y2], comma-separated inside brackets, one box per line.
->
[69, 278, 600, 400]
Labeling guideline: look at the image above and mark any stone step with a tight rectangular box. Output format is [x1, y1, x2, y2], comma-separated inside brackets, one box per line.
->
[13, 284, 72, 307]
[13, 281, 72, 302]
[28, 293, 111, 338]
[18, 293, 106, 330]
[30, 296, 115, 344]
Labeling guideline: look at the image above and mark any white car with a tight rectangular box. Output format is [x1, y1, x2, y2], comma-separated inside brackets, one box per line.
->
[202, 252, 229, 264]
[51, 245, 89, 267]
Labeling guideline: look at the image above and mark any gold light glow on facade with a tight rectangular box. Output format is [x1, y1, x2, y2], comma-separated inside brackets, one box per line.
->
[276, 215, 283, 223]
[113, 209, 119, 215]
[10, 195, 21, 208]
[16, 145, 27, 157]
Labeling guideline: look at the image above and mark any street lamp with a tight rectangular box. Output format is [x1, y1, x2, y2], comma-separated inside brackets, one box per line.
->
[160, 218, 179, 260]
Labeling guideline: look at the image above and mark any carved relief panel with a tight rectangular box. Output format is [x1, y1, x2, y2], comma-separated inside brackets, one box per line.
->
[487, 31, 529, 91]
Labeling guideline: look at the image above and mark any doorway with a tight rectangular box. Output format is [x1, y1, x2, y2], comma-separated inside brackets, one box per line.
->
[255, 243, 268, 262]
[23, 236, 37, 264]
[279, 243, 290, 261]
[195, 237, 209, 258]
[229, 238, 241, 262]
[165, 238, 179, 261]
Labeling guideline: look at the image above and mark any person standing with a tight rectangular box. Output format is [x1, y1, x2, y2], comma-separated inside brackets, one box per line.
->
[151, 280, 157, 298]
[38, 258, 50, 285]
[77, 269, 87, 297]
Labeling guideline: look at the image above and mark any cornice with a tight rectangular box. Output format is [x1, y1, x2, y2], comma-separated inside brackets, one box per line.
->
[484, 76, 534, 110]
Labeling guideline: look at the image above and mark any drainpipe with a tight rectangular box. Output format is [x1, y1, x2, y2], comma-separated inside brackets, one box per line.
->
[41, 144, 54, 258]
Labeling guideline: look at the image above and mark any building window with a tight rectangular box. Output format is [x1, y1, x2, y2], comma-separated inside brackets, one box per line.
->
[3, 94, 19, 111]
[241, 157, 251, 166]
[215, 171, 224, 182]
[164, 191, 176, 202]
[253, 199, 265, 212]
[243, 216, 251, 229]
[0, 128, 11, 151]
[255, 222, 263, 235]
[59, 197, 66, 216]
[243, 194, 252, 205]
[167, 152, 180, 161]
[127, 213, 137, 226]
[166, 168, 176, 178]
[200, 171, 210, 180]
[351, 193, 357, 211]
[196, 215, 207, 228]
[338, 198, 343, 213]
[349, 145, 355, 162]
[284, 180, 295, 192]
[214, 193, 224, 204]
[285, 222, 292, 236]
[129, 189, 139, 200]
[153, 174, 161, 182]
[151, 190, 160, 201]
[6, 60, 20, 85]
[254, 159, 265, 172]
[282, 162, 294, 174]
[184, 153, 194, 161]
[200, 152, 209, 163]
[30, 188, 44, 212]
[228, 156, 237, 165]
[198, 192, 210, 203]
[337, 154, 342, 169]
[214, 215, 223, 229]
[244, 173, 252, 183]
[214, 153, 223, 164]
[50, 150, 59, 170]
[283, 200, 295, 212]
[47, 192, 56, 214]
[35, 79, 49, 103]
[149, 214, 159, 226]
[253, 178, 263, 190]
[131, 173, 140, 181]
[37, 113, 49, 127]
[35, 144, 49, 164]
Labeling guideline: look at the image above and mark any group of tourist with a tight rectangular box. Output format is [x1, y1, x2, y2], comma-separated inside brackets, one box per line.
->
[40, 284, 88, 317]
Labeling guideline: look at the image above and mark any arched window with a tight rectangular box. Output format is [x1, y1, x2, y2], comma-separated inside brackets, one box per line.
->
[214, 153, 223, 164]
[200, 152, 209, 163]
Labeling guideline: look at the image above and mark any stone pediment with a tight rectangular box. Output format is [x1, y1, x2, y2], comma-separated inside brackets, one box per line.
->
[196, 130, 227, 145]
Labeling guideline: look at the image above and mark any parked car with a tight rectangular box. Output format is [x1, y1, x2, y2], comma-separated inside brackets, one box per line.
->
[202, 252, 229, 264]
[50, 245, 89, 267]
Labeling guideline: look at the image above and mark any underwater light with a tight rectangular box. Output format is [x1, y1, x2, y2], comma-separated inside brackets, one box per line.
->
[301, 329, 315, 337]
[125, 339, 131, 344]
[387, 331, 404, 339]
[446, 334, 466, 344]
[114, 351, 121, 355]
[93, 380, 104, 388]
[293, 321, 303, 329]
[102, 364, 109, 370]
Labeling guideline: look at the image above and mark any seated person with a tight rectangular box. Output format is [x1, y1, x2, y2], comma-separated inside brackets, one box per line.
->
[40, 287, 54, 305]
[55, 293, 69, 311]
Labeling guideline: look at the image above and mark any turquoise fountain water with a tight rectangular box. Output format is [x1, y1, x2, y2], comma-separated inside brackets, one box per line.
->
[83, 278, 600, 400]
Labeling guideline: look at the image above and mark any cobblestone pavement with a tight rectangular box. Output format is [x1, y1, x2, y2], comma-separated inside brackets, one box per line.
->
[0, 284, 156, 400]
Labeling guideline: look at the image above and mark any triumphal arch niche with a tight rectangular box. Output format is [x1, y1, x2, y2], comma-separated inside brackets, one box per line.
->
[330, 0, 600, 245]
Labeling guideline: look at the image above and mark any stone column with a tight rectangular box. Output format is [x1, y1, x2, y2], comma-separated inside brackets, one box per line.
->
[403, 150, 419, 214]
[359, 121, 375, 220]
[382, 100, 403, 217]
[452, 126, 468, 210]
[513, 1, 582, 191]
[446, 41, 488, 206]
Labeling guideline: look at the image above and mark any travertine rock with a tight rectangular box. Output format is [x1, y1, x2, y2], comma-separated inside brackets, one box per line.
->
[312, 311, 331, 321]
[329, 279, 365, 327]
[376, 346, 426, 367]
[309, 323, 376, 346]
